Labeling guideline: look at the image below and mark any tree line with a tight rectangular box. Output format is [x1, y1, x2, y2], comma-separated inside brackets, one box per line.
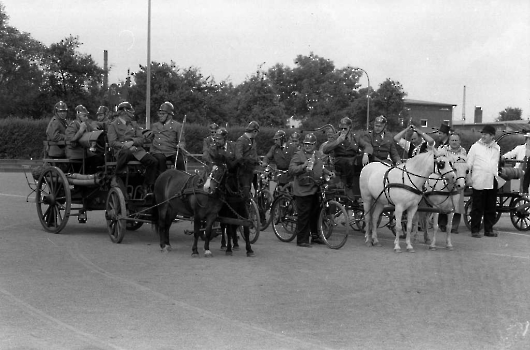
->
[0, 3, 522, 130]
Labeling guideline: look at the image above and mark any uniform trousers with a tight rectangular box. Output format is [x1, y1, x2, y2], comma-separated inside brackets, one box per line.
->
[115, 149, 158, 186]
[470, 183, 498, 234]
[294, 193, 320, 244]
[152, 152, 186, 173]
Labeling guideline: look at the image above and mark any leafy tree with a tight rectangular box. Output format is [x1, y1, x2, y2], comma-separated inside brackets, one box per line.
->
[371, 79, 406, 131]
[0, 4, 46, 117]
[496, 107, 523, 122]
[39, 35, 105, 113]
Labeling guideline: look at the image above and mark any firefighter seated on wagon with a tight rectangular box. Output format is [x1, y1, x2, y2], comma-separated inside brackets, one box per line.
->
[322, 117, 373, 199]
[363, 115, 402, 166]
[65, 105, 105, 174]
[107, 102, 158, 196]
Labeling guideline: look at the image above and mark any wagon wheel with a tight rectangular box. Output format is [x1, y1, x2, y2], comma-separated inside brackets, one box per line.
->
[271, 195, 297, 242]
[256, 189, 273, 231]
[241, 198, 260, 244]
[464, 198, 501, 231]
[318, 200, 349, 249]
[126, 208, 144, 231]
[510, 196, 530, 231]
[105, 187, 126, 243]
[35, 166, 71, 234]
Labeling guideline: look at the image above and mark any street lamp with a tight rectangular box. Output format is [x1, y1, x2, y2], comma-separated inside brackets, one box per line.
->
[354, 67, 371, 131]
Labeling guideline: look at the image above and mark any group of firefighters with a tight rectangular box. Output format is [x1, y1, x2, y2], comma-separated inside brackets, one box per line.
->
[45, 100, 414, 246]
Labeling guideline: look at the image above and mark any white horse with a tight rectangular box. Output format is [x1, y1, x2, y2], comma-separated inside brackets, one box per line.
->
[360, 148, 456, 252]
[415, 155, 468, 251]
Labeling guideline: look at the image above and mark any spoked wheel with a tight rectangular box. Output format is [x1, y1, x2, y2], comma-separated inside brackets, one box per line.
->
[126, 208, 144, 231]
[35, 166, 71, 233]
[510, 196, 530, 231]
[105, 187, 126, 243]
[464, 197, 502, 231]
[350, 208, 365, 231]
[318, 200, 349, 249]
[256, 189, 273, 231]
[241, 198, 260, 244]
[271, 195, 297, 242]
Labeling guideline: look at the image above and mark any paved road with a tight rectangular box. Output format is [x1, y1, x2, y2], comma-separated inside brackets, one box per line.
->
[1, 172, 530, 350]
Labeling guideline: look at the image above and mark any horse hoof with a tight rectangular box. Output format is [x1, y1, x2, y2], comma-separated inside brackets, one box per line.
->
[365, 241, 373, 247]
[446, 246, 454, 251]
[394, 248, 402, 253]
[373, 242, 382, 247]
[407, 248, 415, 253]
[220, 245, 227, 251]
[204, 250, 213, 258]
[160, 245, 172, 253]
[233, 246, 240, 251]
[225, 251, 233, 256]
[191, 253, 199, 258]
[428, 246, 437, 251]
[425, 240, 432, 245]
[247, 251, 255, 257]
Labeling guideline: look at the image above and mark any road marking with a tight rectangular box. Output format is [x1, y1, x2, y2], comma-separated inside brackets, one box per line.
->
[0, 193, 27, 198]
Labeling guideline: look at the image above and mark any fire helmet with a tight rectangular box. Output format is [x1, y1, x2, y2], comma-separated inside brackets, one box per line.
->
[208, 123, 219, 131]
[75, 105, 89, 115]
[117, 101, 134, 113]
[245, 121, 260, 132]
[303, 133, 317, 144]
[96, 106, 109, 115]
[158, 101, 174, 115]
[273, 130, 286, 140]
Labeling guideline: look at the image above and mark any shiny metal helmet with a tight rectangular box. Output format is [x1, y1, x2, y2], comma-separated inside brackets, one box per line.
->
[158, 101, 174, 115]
[245, 121, 260, 132]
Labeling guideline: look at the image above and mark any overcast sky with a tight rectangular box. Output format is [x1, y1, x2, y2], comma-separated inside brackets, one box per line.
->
[3, 0, 529, 122]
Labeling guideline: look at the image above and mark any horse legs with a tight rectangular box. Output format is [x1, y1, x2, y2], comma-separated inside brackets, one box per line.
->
[446, 213, 454, 251]
[362, 198, 374, 246]
[429, 213, 440, 251]
[370, 204, 384, 247]
[393, 208, 405, 252]
[404, 207, 417, 253]
[232, 227, 239, 250]
[220, 223, 227, 250]
[225, 225, 234, 256]
[203, 216, 216, 258]
[158, 205, 172, 253]
[191, 218, 201, 257]
[243, 224, 254, 257]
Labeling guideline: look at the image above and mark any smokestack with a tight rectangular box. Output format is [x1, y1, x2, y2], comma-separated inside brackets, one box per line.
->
[474, 106, 483, 123]
[103, 50, 108, 91]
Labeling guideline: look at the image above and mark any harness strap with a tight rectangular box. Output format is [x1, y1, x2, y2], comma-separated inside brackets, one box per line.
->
[386, 183, 423, 196]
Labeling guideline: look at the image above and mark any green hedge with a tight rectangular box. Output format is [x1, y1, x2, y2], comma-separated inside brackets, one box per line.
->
[0, 117, 522, 159]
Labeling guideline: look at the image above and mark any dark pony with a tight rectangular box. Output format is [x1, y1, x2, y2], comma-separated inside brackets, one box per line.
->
[152, 165, 226, 257]
[219, 160, 256, 257]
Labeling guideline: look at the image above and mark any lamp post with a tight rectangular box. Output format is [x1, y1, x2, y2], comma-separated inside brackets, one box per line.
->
[354, 67, 371, 131]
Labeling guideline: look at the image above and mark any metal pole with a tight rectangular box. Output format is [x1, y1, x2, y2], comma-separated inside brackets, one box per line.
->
[146, 0, 151, 128]
[353, 67, 371, 130]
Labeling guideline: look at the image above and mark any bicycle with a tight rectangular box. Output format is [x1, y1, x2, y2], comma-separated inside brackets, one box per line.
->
[270, 175, 350, 249]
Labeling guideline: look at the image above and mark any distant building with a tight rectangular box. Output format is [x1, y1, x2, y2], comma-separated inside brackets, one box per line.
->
[452, 120, 530, 135]
[403, 99, 456, 130]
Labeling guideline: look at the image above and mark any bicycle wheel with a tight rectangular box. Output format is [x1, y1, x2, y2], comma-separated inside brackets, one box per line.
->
[318, 200, 349, 249]
[271, 195, 297, 242]
[256, 189, 273, 231]
[510, 196, 530, 231]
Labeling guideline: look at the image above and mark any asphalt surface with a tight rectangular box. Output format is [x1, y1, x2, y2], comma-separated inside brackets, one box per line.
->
[1, 172, 530, 350]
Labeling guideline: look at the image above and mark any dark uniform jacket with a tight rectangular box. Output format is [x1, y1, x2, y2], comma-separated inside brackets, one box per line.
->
[203, 141, 236, 170]
[263, 143, 296, 170]
[289, 149, 325, 196]
[107, 118, 147, 160]
[322, 132, 373, 157]
[363, 131, 401, 164]
[150, 119, 185, 157]
[46, 116, 68, 158]
[235, 134, 259, 166]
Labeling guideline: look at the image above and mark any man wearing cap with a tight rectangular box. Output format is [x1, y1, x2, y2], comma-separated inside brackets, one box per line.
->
[323, 117, 373, 198]
[235, 121, 261, 197]
[289, 133, 333, 247]
[363, 115, 401, 165]
[46, 101, 69, 158]
[203, 123, 220, 156]
[467, 125, 500, 237]
[107, 102, 158, 196]
[65, 105, 105, 173]
[148, 101, 186, 173]
[203, 127, 236, 170]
